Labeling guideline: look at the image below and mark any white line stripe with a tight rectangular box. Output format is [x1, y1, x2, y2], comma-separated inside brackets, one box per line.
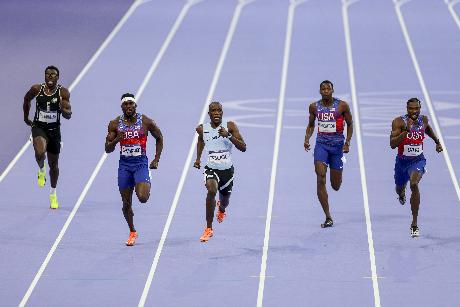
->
[445, 0, 460, 33]
[256, 0, 304, 305]
[342, 1, 381, 306]
[0, 0, 143, 184]
[137, 1, 255, 306]
[394, 0, 460, 201]
[18, 2, 191, 305]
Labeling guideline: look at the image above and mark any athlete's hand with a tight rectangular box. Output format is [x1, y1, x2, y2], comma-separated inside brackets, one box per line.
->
[114, 130, 124, 143]
[218, 126, 230, 138]
[405, 117, 414, 132]
[436, 142, 443, 153]
[24, 118, 33, 127]
[343, 142, 350, 153]
[304, 140, 311, 151]
[193, 159, 201, 169]
[150, 159, 159, 169]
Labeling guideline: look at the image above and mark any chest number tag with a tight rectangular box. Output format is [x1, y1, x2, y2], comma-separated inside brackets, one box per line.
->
[318, 121, 337, 133]
[121, 145, 141, 157]
[403, 144, 423, 156]
[38, 110, 58, 123]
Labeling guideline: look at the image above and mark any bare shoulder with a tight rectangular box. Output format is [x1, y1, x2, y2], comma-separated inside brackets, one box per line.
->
[338, 100, 350, 110]
[27, 84, 41, 95]
[141, 114, 154, 124]
[308, 102, 317, 113]
[422, 115, 429, 125]
[108, 117, 120, 130]
[196, 124, 203, 134]
[391, 116, 404, 127]
[60, 86, 70, 98]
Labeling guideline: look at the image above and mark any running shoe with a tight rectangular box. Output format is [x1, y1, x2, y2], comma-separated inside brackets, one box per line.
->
[37, 167, 46, 187]
[216, 200, 226, 223]
[49, 194, 59, 209]
[126, 231, 138, 246]
[410, 226, 419, 238]
[321, 217, 333, 228]
[199, 227, 213, 242]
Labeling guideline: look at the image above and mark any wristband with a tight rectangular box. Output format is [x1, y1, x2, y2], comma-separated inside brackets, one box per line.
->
[227, 133, 233, 139]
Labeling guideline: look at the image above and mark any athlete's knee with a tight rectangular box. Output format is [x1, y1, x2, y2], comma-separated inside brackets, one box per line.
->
[316, 174, 326, 186]
[48, 160, 59, 171]
[207, 188, 217, 198]
[409, 182, 419, 192]
[137, 192, 150, 203]
[331, 181, 341, 191]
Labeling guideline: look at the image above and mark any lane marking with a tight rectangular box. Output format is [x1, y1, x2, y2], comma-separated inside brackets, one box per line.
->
[137, 1, 257, 306]
[256, 1, 307, 306]
[445, 0, 460, 30]
[0, 0, 144, 184]
[394, 0, 460, 201]
[18, 1, 193, 305]
[342, 1, 381, 306]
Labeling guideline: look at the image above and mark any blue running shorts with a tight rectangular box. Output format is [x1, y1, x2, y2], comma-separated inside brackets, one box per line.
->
[394, 155, 426, 187]
[314, 142, 344, 170]
[118, 156, 151, 189]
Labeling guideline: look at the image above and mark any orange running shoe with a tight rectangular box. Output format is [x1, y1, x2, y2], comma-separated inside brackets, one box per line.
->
[126, 231, 138, 246]
[216, 201, 226, 223]
[199, 227, 213, 242]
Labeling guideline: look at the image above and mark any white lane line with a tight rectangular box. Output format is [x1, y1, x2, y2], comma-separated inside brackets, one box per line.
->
[394, 0, 460, 201]
[0, 0, 143, 184]
[445, 0, 460, 30]
[137, 1, 256, 306]
[18, 1, 194, 305]
[342, 1, 381, 306]
[256, 0, 306, 306]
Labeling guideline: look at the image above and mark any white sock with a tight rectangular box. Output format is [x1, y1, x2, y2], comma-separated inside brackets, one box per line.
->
[40, 166, 45, 172]
[50, 188, 56, 195]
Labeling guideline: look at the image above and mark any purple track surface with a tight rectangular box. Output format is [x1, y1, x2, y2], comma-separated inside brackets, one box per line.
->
[1, 1, 460, 306]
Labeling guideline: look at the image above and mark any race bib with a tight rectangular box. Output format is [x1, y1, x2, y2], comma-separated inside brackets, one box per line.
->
[121, 144, 141, 157]
[38, 110, 58, 123]
[318, 121, 336, 133]
[208, 151, 231, 165]
[403, 144, 423, 156]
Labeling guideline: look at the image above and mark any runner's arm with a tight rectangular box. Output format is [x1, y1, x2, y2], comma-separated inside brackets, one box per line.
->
[341, 101, 353, 153]
[144, 115, 163, 164]
[59, 87, 72, 119]
[304, 103, 316, 151]
[194, 125, 204, 168]
[390, 117, 407, 149]
[105, 119, 122, 153]
[23, 85, 40, 126]
[227, 121, 246, 152]
[423, 116, 443, 152]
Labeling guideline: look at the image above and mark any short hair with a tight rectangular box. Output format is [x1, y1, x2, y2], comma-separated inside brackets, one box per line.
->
[407, 97, 421, 106]
[121, 93, 135, 100]
[209, 101, 222, 109]
[320, 80, 334, 89]
[45, 65, 59, 76]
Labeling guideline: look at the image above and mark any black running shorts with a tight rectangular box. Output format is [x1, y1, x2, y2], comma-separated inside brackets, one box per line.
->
[31, 126, 61, 155]
[204, 165, 234, 195]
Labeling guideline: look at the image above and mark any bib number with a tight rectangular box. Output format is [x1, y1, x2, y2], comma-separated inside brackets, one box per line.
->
[403, 144, 423, 157]
[38, 110, 58, 123]
[208, 151, 230, 165]
[121, 145, 141, 157]
[318, 121, 336, 133]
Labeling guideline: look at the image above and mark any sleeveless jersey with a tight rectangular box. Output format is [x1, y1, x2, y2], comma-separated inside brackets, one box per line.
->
[33, 84, 62, 129]
[203, 122, 233, 170]
[397, 115, 425, 159]
[315, 98, 345, 145]
[118, 113, 147, 160]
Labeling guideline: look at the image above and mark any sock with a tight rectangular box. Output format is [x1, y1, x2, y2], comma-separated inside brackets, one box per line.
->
[40, 166, 45, 173]
[50, 188, 56, 195]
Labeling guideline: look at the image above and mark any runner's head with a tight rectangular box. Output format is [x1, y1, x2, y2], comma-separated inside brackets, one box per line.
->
[319, 80, 334, 99]
[208, 101, 223, 125]
[45, 65, 59, 89]
[121, 93, 136, 117]
[406, 98, 421, 120]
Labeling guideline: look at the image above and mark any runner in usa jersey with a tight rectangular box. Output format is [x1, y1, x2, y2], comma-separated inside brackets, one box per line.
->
[390, 98, 443, 237]
[105, 93, 163, 246]
[22, 65, 72, 209]
[194, 101, 246, 243]
[304, 80, 353, 229]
